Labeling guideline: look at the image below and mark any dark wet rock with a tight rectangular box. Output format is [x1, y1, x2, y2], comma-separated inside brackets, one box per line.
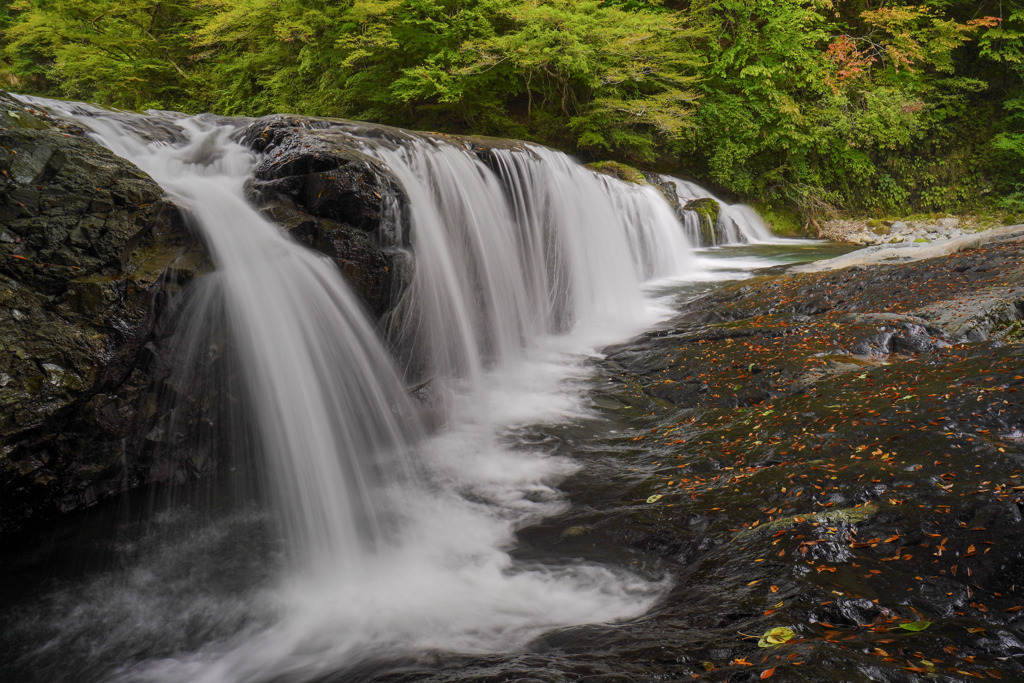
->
[575, 237, 1024, 680]
[845, 315, 950, 357]
[0, 92, 210, 537]
[240, 115, 411, 318]
[643, 172, 681, 208]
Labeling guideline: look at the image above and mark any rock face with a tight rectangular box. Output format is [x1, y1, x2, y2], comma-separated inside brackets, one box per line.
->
[820, 215, 999, 246]
[0, 93, 209, 536]
[240, 115, 411, 319]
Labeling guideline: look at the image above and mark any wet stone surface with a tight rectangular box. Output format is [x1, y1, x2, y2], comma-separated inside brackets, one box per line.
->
[240, 115, 411, 319]
[0, 93, 212, 536]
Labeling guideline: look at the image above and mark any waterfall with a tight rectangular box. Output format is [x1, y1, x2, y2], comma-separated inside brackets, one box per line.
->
[26, 102, 423, 577]
[9, 99, 709, 682]
[367, 138, 696, 383]
[661, 175, 776, 245]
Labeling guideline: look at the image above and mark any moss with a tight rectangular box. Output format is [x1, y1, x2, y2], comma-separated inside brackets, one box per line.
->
[585, 160, 647, 185]
[684, 198, 720, 245]
[996, 320, 1024, 343]
[751, 202, 805, 237]
[733, 503, 879, 542]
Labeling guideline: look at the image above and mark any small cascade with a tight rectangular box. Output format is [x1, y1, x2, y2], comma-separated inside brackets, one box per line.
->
[362, 138, 696, 384]
[661, 176, 776, 245]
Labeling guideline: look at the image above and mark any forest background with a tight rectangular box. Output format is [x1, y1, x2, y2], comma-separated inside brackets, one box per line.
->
[3, 0, 1024, 230]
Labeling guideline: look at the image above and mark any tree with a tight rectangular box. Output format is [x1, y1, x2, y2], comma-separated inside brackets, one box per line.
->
[4, 0, 199, 110]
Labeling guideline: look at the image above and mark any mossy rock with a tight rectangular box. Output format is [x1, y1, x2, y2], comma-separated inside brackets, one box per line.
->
[998, 320, 1024, 343]
[683, 197, 720, 246]
[733, 503, 879, 542]
[585, 161, 648, 185]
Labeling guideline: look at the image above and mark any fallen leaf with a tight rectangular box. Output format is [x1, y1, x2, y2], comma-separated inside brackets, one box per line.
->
[898, 621, 931, 632]
[758, 626, 796, 648]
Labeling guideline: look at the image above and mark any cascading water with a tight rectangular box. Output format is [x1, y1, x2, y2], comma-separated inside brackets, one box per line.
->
[364, 139, 696, 384]
[661, 175, 776, 245]
[488, 146, 696, 308]
[6, 100, 727, 681]
[33, 104, 422, 578]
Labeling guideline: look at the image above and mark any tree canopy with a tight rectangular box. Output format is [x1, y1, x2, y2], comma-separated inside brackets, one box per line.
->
[4, 0, 1024, 223]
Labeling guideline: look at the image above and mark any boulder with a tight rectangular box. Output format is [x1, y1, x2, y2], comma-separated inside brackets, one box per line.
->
[683, 197, 720, 246]
[240, 115, 411, 319]
[0, 92, 209, 536]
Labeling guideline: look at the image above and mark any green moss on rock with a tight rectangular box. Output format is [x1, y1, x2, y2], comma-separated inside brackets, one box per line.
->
[586, 161, 648, 185]
[684, 197, 720, 245]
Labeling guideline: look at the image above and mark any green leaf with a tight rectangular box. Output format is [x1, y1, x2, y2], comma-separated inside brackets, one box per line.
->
[757, 626, 796, 647]
[646, 494, 664, 504]
[898, 621, 932, 632]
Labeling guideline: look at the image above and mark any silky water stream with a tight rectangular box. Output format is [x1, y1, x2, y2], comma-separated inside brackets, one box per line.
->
[0, 102, 843, 682]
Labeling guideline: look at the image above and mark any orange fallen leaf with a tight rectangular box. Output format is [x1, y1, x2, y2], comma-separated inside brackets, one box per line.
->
[760, 667, 776, 679]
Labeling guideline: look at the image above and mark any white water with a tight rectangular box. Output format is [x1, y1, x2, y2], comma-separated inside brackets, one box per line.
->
[42, 107, 421, 579]
[8, 100, 727, 681]
[662, 176, 777, 245]
[365, 140, 696, 384]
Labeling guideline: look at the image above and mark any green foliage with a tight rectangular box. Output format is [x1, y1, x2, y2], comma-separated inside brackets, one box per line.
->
[4, 0, 199, 109]
[677, 0, 1013, 219]
[324, 0, 704, 161]
[1, 0, 1023, 218]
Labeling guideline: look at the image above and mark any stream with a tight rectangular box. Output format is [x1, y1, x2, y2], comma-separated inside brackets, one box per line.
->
[4, 99, 1022, 683]
[0, 242, 852, 682]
